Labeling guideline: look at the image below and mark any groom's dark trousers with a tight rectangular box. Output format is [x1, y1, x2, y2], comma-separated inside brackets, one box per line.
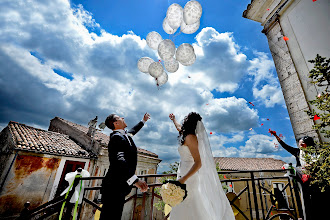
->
[100, 121, 144, 220]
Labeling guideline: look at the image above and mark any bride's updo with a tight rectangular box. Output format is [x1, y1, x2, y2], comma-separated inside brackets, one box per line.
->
[178, 112, 202, 145]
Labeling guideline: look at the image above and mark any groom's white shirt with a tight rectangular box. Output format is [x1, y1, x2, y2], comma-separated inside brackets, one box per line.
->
[115, 119, 146, 186]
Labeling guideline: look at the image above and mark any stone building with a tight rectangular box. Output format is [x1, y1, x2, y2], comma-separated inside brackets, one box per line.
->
[243, 0, 330, 143]
[0, 117, 161, 219]
[48, 117, 162, 219]
[214, 157, 297, 220]
[0, 121, 95, 218]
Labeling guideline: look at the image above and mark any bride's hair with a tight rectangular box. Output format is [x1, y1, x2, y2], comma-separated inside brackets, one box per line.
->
[178, 112, 202, 145]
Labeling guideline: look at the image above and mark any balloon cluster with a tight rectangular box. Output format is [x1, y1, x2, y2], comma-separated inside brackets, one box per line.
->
[137, 1, 202, 87]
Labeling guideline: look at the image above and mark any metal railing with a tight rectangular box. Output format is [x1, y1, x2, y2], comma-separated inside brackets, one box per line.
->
[21, 169, 303, 220]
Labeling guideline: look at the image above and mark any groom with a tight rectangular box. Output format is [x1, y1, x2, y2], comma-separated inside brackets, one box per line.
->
[100, 113, 150, 219]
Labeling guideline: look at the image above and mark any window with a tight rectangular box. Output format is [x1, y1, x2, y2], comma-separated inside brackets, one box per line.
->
[140, 170, 147, 175]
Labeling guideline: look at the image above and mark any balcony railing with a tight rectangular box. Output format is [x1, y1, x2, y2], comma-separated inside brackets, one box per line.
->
[21, 169, 303, 220]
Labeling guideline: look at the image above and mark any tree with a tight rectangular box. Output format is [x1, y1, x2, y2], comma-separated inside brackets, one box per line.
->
[162, 162, 179, 174]
[304, 54, 330, 192]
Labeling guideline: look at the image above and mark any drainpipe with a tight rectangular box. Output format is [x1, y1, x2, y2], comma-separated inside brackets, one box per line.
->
[0, 151, 19, 193]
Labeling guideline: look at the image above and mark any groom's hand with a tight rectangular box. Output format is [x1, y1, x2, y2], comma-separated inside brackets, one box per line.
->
[134, 179, 148, 192]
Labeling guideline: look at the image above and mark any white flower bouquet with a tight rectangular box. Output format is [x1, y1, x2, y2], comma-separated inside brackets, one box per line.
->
[160, 180, 187, 207]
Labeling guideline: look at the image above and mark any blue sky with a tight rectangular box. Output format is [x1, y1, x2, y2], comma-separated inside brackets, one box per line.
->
[0, 0, 297, 173]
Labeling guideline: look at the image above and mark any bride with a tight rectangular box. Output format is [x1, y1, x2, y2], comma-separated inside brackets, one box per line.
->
[169, 112, 235, 220]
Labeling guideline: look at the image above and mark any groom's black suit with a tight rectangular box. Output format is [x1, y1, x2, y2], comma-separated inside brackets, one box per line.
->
[100, 121, 144, 220]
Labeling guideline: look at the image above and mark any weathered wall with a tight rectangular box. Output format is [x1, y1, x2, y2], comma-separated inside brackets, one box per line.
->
[0, 127, 16, 187]
[0, 153, 60, 217]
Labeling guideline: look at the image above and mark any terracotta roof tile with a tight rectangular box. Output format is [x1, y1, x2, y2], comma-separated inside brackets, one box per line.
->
[54, 117, 159, 158]
[214, 157, 285, 171]
[8, 121, 96, 158]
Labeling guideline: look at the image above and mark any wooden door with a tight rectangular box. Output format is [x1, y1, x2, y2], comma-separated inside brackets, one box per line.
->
[55, 160, 85, 197]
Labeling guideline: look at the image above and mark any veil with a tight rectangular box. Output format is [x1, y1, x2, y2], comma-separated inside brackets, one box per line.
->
[195, 121, 235, 220]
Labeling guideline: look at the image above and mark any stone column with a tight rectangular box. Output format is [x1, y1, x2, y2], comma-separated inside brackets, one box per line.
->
[262, 17, 318, 142]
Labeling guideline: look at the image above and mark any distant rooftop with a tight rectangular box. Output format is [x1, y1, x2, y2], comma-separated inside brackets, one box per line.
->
[7, 121, 96, 158]
[214, 157, 286, 171]
[53, 117, 159, 158]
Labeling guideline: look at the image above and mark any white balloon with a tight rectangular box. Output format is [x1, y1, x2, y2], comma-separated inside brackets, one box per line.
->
[146, 31, 163, 50]
[148, 62, 164, 78]
[166, 3, 183, 30]
[180, 53, 196, 66]
[164, 57, 179, 73]
[158, 39, 176, 61]
[183, 1, 202, 25]
[163, 18, 177, 35]
[176, 43, 195, 64]
[156, 71, 168, 86]
[137, 57, 154, 73]
[180, 20, 200, 34]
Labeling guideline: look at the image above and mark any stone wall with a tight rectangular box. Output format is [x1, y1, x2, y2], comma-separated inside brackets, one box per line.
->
[263, 18, 318, 141]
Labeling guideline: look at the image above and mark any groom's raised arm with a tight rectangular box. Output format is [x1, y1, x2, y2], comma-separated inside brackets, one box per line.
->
[128, 113, 150, 136]
[127, 121, 144, 136]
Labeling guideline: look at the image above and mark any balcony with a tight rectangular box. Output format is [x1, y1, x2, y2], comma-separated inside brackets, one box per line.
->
[20, 169, 304, 220]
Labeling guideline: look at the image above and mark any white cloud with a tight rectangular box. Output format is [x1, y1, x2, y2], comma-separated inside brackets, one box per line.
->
[0, 0, 289, 171]
[212, 134, 292, 163]
[73, 4, 100, 30]
[253, 84, 285, 108]
[248, 52, 276, 86]
[203, 97, 259, 133]
[239, 134, 278, 156]
[209, 132, 245, 147]
[189, 27, 248, 93]
[248, 51, 285, 107]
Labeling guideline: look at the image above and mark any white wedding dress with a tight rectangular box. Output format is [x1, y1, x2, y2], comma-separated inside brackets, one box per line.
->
[170, 121, 235, 220]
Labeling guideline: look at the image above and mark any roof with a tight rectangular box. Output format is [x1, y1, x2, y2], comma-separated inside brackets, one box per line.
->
[242, 3, 252, 18]
[54, 117, 110, 145]
[214, 157, 286, 171]
[53, 117, 159, 158]
[7, 121, 96, 158]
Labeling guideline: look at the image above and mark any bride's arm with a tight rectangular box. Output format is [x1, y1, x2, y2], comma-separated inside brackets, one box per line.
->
[169, 113, 182, 132]
[177, 134, 202, 184]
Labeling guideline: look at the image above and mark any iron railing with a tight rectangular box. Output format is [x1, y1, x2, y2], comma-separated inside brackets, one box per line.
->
[21, 169, 303, 220]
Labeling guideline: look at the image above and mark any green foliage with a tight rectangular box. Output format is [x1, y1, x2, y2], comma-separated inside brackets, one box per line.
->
[162, 162, 179, 174]
[304, 54, 330, 192]
[306, 54, 330, 138]
[153, 187, 165, 212]
[308, 54, 330, 89]
[216, 162, 229, 192]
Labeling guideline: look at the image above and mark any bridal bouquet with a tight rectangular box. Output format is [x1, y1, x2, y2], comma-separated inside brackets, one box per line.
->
[160, 180, 187, 207]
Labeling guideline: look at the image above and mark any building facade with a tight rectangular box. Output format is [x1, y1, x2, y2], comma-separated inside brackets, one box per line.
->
[214, 157, 298, 220]
[243, 0, 330, 143]
[0, 117, 161, 219]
